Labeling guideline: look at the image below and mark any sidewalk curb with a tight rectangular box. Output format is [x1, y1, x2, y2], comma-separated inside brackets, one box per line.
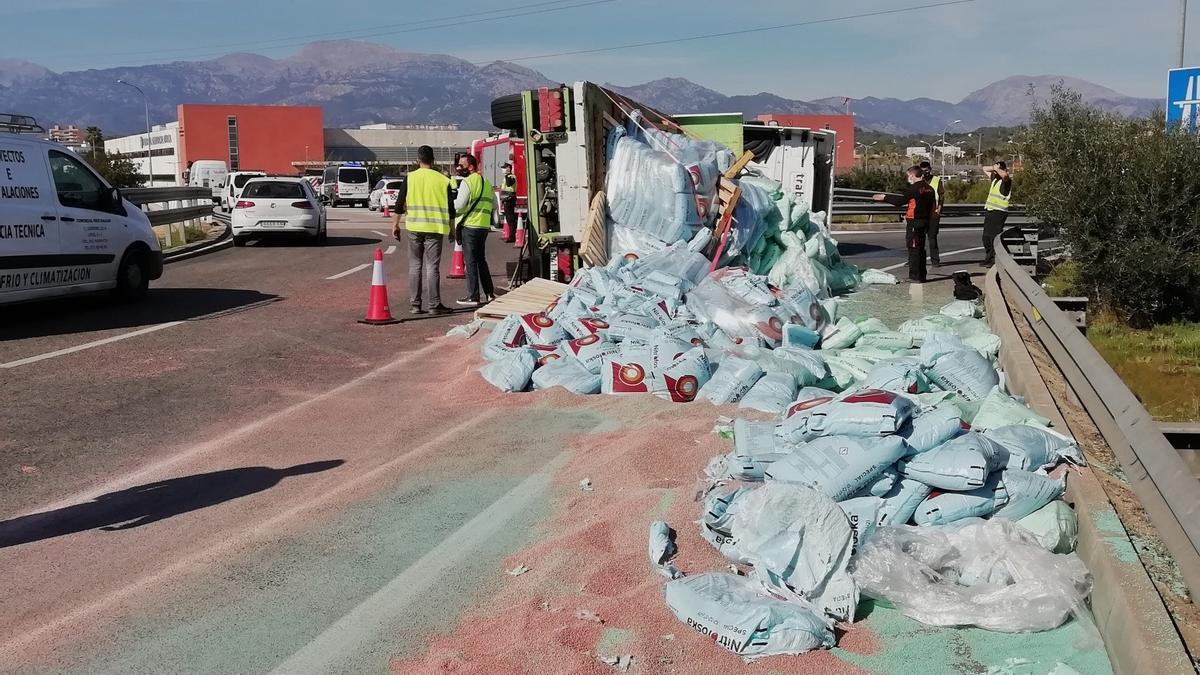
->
[163, 220, 231, 265]
[985, 268, 1193, 675]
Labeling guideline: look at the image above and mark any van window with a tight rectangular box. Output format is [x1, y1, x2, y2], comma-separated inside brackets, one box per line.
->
[386, 180, 405, 190]
[232, 173, 261, 188]
[242, 181, 305, 199]
[49, 150, 120, 214]
[339, 167, 368, 184]
[323, 167, 338, 182]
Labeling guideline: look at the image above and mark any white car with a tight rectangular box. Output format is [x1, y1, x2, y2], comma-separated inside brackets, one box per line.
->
[230, 177, 326, 246]
[221, 170, 266, 211]
[369, 178, 404, 211]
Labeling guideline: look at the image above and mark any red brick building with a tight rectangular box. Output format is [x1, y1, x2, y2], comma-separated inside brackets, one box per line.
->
[177, 104, 323, 175]
[756, 114, 855, 172]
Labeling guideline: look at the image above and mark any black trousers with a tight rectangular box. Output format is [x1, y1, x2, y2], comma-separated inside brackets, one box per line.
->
[906, 218, 928, 282]
[502, 203, 517, 242]
[462, 226, 494, 301]
[928, 212, 941, 264]
[983, 210, 1009, 264]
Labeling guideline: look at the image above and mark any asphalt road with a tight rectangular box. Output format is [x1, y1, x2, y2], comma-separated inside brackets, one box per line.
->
[0, 215, 983, 672]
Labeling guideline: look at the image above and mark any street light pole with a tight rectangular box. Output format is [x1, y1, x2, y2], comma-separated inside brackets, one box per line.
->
[117, 79, 152, 187]
[939, 119, 962, 178]
[1180, 0, 1189, 68]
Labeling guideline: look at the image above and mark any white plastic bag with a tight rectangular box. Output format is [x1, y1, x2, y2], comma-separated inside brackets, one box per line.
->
[897, 431, 1009, 490]
[531, 356, 601, 395]
[993, 469, 1065, 521]
[739, 372, 800, 414]
[876, 477, 933, 526]
[913, 472, 1007, 525]
[899, 405, 964, 455]
[655, 347, 712, 403]
[601, 352, 656, 395]
[971, 388, 1053, 431]
[985, 425, 1085, 471]
[764, 435, 908, 502]
[861, 269, 899, 285]
[479, 348, 537, 393]
[926, 348, 999, 402]
[700, 357, 764, 405]
[559, 334, 620, 374]
[520, 312, 568, 346]
[481, 314, 527, 361]
[819, 317, 863, 350]
[649, 520, 683, 579]
[778, 389, 914, 442]
[1016, 500, 1079, 554]
[940, 300, 982, 318]
[726, 418, 793, 481]
[838, 496, 883, 556]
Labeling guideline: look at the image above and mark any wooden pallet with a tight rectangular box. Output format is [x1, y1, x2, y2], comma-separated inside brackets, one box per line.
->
[474, 277, 570, 322]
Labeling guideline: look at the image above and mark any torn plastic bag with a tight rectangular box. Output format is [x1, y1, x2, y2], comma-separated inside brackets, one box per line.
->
[876, 478, 933, 526]
[913, 472, 1008, 525]
[971, 387, 1053, 431]
[819, 317, 863, 350]
[601, 352, 656, 395]
[531, 356, 601, 395]
[654, 348, 712, 403]
[898, 405, 964, 455]
[700, 485, 753, 563]
[776, 287, 831, 332]
[985, 425, 1085, 471]
[559, 334, 621, 374]
[1017, 500, 1079, 554]
[861, 269, 899, 285]
[482, 314, 527, 361]
[778, 389, 914, 442]
[993, 470, 1065, 521]
[729, 345, 826, 387]
[520, 312, 568, 346]
[925, 348, 999, 402]
[739, 372, 800, 414]
[764, 435, 908, 502]
[727, 483, 859, 622]
[897, 431, 1010, 490]
[649, 521, 683, 579]
[838, 496, 883, 556]
[700, 357, 763, 405]
[663, 573, 835, 660]
[479, 348, 537, 393]
[851, 519, 1094, 633]
[610, 223, 670, 261]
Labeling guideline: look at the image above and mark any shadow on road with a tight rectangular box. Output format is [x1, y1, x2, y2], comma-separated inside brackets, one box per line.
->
[243, 236, 381, 248]
[0, 288, 281, 341]
[837, 242, 892, 256]
[0, 461, 345, 548]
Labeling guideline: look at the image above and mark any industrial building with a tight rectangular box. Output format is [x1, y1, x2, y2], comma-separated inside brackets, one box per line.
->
[323, 125, 489, 167]
[756, 114, 855, 171]
[103, 121, 181, 186]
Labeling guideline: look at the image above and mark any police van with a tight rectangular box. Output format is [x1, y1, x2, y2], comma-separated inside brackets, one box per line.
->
[0, 113, 163, 305]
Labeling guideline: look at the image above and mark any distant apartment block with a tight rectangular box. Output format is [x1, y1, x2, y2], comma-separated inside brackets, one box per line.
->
[48, 124, 85, 146]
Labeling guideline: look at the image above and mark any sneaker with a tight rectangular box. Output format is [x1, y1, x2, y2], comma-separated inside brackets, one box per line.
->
[456, 297, 480, 307]
[430, 304, 453, 315]
[411, 306, 428, 315]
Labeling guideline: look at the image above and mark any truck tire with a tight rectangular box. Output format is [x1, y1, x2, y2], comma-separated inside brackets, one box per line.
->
[113, 247, 150, 302]
[491, 94, 525, 133]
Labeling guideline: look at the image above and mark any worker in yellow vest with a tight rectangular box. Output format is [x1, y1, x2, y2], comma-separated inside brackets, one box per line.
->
[453, 153, 496, 306]
[919, 161, 944, 266]
[982, 160, 1012, 267]
[392, 145, 457, 314]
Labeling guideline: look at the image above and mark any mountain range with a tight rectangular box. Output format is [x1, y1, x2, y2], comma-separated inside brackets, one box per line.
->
[0, 40, 1160, 137]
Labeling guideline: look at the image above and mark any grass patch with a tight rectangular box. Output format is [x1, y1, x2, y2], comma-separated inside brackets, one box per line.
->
[183, 224, 209, 243]
[1090, 314, 1200, 422]
[1042, 260, 1080, 297]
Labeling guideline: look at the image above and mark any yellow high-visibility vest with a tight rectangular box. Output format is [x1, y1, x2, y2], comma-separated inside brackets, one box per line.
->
[404, 167, 451, 235]
[985, 177, 1011, 212]
[929, 175, 942, 205]
[458, 173, 495, 230]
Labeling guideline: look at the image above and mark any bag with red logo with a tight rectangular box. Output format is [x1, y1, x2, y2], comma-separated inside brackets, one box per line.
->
[653, 347, 712, 403]
[699, 357, 763, 405]
[912, 472, 1007, 526]
[561, 315, 611, 340]
[605, 312, 658, 343]
[530, 355, 602, 395]
[529, 343, 564, 367]
[481, 314, 527, 361]
[519, 312, 567, 346]
[479, 347, 537, 393]
[649, 333, 692, 370]
[777, 389, 914, 443]
[686, 271, 785, 346]
[559, 334, 620, 374]
[601, 351, 657, 395]
[738, 372, 800, 414]
[763, 435, 909, 501]
[897, 431, 1009, 490]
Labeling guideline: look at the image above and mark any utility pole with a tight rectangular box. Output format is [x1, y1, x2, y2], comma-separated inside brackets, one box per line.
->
[1181, 0, 1190, 68]
[117, 79, 152, 187]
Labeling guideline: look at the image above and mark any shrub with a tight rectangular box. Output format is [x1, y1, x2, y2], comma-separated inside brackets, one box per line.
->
[836, 167, 908, 193]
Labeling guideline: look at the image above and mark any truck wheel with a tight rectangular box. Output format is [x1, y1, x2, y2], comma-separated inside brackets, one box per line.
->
[491, 94, 525, 133]
[113, 248, 149, 302]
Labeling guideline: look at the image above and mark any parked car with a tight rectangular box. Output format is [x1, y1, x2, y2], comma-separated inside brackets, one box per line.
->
[230, 177, 326, 246]
[221, 170, 266, 211]
[369, 178, 405, 211]
[1, 114, 162, 304]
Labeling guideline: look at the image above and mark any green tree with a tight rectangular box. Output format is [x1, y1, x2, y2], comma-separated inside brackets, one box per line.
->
[91, 150, 143, 188]
[84, 126, 104, 162]
[1019, 86, 1200, 326]
[835, 166, 908, 193]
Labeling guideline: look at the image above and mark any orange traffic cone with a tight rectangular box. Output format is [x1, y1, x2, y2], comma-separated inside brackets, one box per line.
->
[502, 215, 513, 242]
[513, 219, 526, 249]
[382, 203, 391, 218]
[358, 248, 399, 325]
[447, 241, 466, 279]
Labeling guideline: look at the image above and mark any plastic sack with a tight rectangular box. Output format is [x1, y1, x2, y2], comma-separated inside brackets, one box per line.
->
[899, 405, 964, 455]
[479, 348, 537, 393]
[727, 483, 859, 621]
[764, 435, 908, 502]
[851, 519, 1094, 633]
[819, 317, 863, 350]
[610, 223, 669, 260]
[860, 268, 899, 285]
[857, 317, 891, 335]
[655, 347, 712, 403]
[857, 361, 927, 394]
[985, 425, 1085, 471]
[606, 312, 658, 343]
[559, 334, 620, 374]
[520, 312, 568, 346]
[913, 472, 1007, 525]
[729, 345, 826, 387]
[854, 466, 901, 498]
[876, 478, 933, 526]
[783, 323, 821, 349]
[856, 332, 915, 352]
[687, 271, 784, 345]
[838, 496, 883, 556]
[649, 521, 683, 579]
[700, 357, 764, 405]
[663, 573, 835, 660]
[739, 372, 800, 414]
[993, 469, 1065, 521]
[727, 418, 793, 481]
[769, 231, 827, 295]
[446, 320, 481, 338]
[601, 352, 656, 395]
[962, 332, 1002, 360]
[700, 484, 753, 562]
[971, 388, 1053, 431]
[897, 431, 1009, 490]
[778, 389, 914, 442]
[940, 300, 982, 319]
[1017, 500, 1079, 554]
[561, 315, 611, 340]
[531, 356, 601, 395]
[482, 314, 527, 361]
[925, 348, 999, 402]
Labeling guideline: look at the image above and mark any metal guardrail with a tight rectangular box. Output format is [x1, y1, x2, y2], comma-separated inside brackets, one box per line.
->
[832, 187, 1029, 220]
[122, 186, 216, 248]
[994, 227, 1200, 597]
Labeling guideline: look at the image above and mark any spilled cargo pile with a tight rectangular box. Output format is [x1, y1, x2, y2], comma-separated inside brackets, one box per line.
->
[470, 110, 1094, 662]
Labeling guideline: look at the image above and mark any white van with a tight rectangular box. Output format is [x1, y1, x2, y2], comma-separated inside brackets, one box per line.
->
[320, 164, 370, 208]
[188, 159, 228, 204]
[0, 115, 162, 305]
[221, 170, 266, 211]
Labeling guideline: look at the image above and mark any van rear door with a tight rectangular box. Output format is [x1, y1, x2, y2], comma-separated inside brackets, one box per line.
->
[0, 140, 60, 296]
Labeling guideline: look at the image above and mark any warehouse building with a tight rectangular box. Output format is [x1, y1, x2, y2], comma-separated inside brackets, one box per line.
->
[322, 125, 488, 167]
[104, 121, 181, 186]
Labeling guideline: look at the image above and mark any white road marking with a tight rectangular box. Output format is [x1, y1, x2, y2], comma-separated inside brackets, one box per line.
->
[269, 450, 568, 674]
[880, 245, 985, 272]
[833, 227, 984, 235]
[383, 245, 396, 255]
[325, 263, 370, 280]
[371, 230, 389, 237]
[0, 321, 186, 369]
[0, 406, 498, 657]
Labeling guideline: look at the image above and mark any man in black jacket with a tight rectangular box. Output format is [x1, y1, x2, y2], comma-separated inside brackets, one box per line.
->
[872, 166, 937, 283]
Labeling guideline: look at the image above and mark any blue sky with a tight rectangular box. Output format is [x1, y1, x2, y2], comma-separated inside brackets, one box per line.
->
[4, 0, 1191, 101]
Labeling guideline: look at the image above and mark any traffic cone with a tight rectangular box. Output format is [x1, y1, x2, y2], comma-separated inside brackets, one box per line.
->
[358, 248, 399, 325]
[514, 218, 526, 249]
[447, 241, 466, 279]
[502, 215, 513, 242]
[382, 203, 391, 218]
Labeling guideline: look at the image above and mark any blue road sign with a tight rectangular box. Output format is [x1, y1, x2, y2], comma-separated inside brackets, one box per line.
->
[1167, 67, 1200, 131]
